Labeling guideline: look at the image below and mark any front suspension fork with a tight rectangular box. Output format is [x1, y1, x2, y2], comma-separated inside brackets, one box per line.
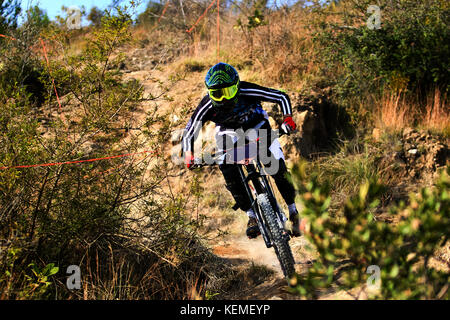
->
[237, 165, 273, 248]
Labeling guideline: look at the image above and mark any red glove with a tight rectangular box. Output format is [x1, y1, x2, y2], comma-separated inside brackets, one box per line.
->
[282, 115, 296, 133]
[184, 151, 195, 169]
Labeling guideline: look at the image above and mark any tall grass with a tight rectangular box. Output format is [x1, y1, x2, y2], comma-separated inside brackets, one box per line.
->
[311, 150, 380, 207]
[376, 88, 449, 134]
[424, 88, 450, 133]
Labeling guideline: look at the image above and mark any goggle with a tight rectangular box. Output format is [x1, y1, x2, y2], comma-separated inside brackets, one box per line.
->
[208, 82, 239, 102]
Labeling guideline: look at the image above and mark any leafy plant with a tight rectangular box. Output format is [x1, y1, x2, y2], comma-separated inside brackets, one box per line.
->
[0, 2, 215, 300]
[313, 0, 450, 96]
[0, 0, 20, 34]
[291, 163, 449, 299]
[20, 263, 59, 299]
[234, 0, 268, 58]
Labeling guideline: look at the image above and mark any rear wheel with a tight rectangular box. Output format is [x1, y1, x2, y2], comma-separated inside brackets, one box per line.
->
[257, 193, 295, 279]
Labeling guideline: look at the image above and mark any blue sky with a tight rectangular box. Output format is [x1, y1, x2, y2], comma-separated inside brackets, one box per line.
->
[19, 0, 305, 25]
[20, 0, 303, 19]
[20, 0, 147, 24]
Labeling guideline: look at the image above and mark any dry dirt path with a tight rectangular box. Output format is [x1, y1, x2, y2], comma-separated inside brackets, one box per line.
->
[209, 217, 369, 300]
[209, 216, 313, 300]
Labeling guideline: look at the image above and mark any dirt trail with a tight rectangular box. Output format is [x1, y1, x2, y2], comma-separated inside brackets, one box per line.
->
[209, 214, 374, 300]
[209, 215, 314, 300]
[212, 232, 374, 299]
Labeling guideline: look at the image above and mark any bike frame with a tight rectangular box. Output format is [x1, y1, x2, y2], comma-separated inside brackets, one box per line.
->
[195, 128, 291, 248]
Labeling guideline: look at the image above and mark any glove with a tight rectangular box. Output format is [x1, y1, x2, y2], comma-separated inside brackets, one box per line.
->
[184, 151, 195, 169]
[282, 115, 296, 134]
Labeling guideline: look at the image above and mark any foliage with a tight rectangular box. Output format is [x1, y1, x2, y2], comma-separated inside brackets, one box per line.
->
[0, 2, 213, 300]
[0, 0, 20, 34]
[291, 163, 449, 299]
[313, 0, 450, 98]
[304, 144, 381, 210]
[20, 263, 59, 299]
[234, 0, 268, 58]
[25, 6, 50, 31]
[1, 0, 448, 300]
[87, 6, 105, 27]
[136, 0, 164, 26]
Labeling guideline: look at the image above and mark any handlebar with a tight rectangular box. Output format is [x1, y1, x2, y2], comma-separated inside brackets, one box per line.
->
[188, 126, 291, 170]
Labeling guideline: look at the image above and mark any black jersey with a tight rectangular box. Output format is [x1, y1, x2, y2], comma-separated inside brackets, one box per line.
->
[182, 81, 292, 154]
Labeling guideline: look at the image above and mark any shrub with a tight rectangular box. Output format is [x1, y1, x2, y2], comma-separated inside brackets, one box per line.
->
[0, 0, 20, 34]
[313, 0, 450, 98]
[87, 6, 104, 27]
[0, 3, 216, 300]
[291, 163, 449, 299]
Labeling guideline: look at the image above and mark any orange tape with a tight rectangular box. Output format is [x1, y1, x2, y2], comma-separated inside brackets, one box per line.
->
[158, 0, 171, 23]
[0, 34, 16, 40]
[217, 0, 220, 60]
[0, 150, 157, 171]
[40, 38, 62, 111]
[186, 0, 217, 33]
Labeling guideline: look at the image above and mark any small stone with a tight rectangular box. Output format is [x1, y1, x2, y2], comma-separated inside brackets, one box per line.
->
[408, 149, 418, 155]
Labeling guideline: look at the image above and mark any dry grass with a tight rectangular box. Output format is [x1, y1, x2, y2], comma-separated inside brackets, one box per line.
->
[376, 90, 415, 131]
[376, 88, 449, 134]
[424, 88, 450, 133]
[171, 8, 319, 91]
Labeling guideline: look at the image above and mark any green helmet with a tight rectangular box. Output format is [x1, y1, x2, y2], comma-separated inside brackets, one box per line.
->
[205, 62, 240, 108]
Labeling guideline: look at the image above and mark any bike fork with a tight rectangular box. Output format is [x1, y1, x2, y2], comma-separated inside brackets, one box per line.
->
[237, 166, 273, 248]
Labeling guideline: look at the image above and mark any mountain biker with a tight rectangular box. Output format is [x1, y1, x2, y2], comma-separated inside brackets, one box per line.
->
[182, 62, 303, 238]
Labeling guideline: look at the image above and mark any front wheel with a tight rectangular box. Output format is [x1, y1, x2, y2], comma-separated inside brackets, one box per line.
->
[257, 193, 296, 279]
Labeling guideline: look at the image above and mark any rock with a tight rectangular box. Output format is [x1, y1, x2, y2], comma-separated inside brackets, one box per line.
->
[292, 110, 319, 158]
[400, 128, 449, 181]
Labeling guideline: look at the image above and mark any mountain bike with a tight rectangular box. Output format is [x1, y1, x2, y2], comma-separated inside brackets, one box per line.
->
[194, 128, 296, 279]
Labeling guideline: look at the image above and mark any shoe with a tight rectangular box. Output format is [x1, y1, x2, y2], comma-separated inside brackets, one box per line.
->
[246, 217, 261, 239]
[290, 211, 302, 237]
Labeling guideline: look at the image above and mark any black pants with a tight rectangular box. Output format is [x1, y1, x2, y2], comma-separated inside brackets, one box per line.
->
[217, 121, 296, 212]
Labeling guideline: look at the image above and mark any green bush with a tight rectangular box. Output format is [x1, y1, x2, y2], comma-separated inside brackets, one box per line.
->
[136, 1, 164, 26]
[291, 163, 449, 299]
[313, 0, 450, 97]
[25, 6, 50, 31]
[0, 0, 20, 35]
[0, 3, 215, 300]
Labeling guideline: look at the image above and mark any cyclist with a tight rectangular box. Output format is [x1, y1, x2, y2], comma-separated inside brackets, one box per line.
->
[182, 62, 303, 238]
